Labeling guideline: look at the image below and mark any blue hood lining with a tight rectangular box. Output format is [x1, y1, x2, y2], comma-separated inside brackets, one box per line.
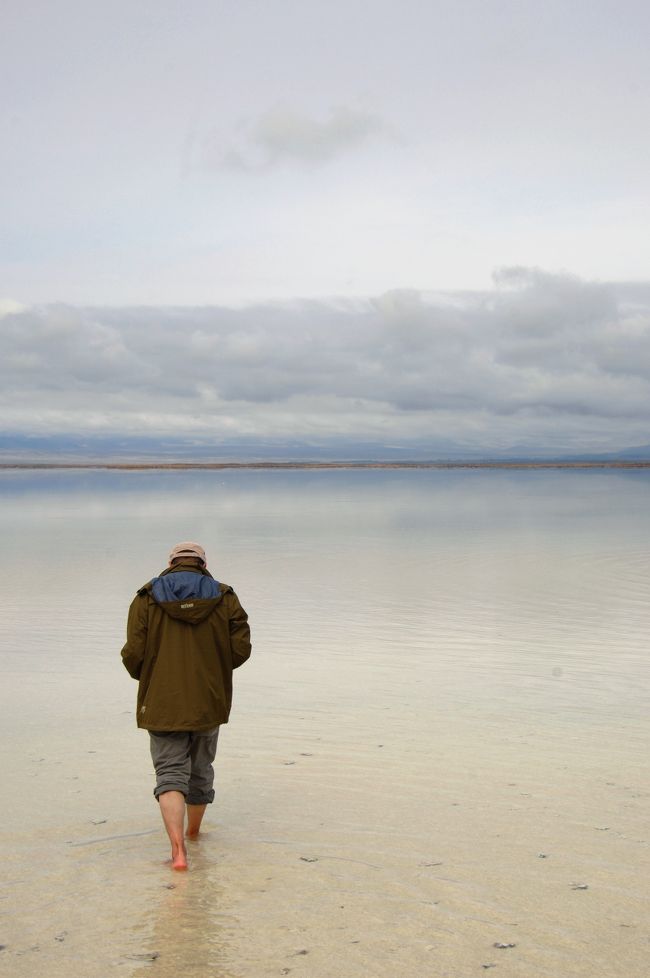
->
[151, 572, 220, 604]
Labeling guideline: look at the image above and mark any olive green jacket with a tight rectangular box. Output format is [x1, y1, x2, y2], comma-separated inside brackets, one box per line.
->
[121, 562, 251, 732]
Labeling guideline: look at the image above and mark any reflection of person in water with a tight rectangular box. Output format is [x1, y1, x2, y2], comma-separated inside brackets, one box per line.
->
[128, 863, 237, 978]
[121, 541, 252, 869]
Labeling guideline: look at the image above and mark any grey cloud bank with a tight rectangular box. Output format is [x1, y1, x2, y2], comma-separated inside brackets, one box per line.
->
[2, 269, 649, 458]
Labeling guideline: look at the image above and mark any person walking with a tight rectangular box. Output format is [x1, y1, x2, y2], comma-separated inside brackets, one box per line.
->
[121, 541, 251, 870]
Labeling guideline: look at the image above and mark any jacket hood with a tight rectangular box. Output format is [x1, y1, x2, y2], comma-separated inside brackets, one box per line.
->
[143, 566, 225, 624]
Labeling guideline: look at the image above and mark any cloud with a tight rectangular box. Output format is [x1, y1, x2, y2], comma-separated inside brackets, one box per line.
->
[0, 298, 26, 318]
[2, 269, 650, 453]
[203, 105, 388, 170]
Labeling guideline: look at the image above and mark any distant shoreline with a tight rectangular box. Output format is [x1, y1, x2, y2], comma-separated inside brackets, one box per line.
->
[1, 461, 650, 471]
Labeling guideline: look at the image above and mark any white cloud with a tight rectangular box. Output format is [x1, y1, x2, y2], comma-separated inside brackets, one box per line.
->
[203, 105, 389, 170]
[0, 298, 26, 318]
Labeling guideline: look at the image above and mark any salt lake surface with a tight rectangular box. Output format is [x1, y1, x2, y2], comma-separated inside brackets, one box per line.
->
[1, 468, 649, 977]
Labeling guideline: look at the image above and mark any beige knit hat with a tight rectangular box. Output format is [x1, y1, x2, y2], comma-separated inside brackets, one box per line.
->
[168, 541, 207, 565]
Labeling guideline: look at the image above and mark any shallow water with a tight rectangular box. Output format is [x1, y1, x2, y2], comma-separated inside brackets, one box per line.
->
[1, 468, 649, 977]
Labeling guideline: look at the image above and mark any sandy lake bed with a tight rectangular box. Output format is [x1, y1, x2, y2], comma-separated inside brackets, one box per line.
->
[1, 467, 649, 977]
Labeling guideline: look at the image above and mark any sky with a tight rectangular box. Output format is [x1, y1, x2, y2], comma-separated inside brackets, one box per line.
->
[2, 0, 650, 455]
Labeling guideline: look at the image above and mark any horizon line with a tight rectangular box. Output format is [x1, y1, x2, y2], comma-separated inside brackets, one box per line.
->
[2, 460, 650, 471]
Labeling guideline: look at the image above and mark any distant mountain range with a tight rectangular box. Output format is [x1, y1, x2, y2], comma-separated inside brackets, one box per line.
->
[1, 433, 650, 463]
[571, 444, 650, 461]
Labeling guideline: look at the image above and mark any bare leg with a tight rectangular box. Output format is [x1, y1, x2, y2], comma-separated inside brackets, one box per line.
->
[186, 803, 207, 838]
[158, 791, 188, 870]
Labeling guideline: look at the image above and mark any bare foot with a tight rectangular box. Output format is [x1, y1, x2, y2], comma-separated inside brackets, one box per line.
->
[186, 803, 207, 839]
[171, 843, 188, 870]
[186, 828, 200, 840]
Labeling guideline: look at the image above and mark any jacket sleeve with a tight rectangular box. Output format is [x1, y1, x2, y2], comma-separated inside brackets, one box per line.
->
[121, 592, 149, 679]
[228, 591, 251, 668]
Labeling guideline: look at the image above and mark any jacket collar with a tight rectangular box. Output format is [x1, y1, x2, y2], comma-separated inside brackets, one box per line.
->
[160, 562, 215, 579]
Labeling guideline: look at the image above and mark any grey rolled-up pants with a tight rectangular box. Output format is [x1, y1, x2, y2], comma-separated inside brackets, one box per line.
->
[149, 727, 220, 805]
